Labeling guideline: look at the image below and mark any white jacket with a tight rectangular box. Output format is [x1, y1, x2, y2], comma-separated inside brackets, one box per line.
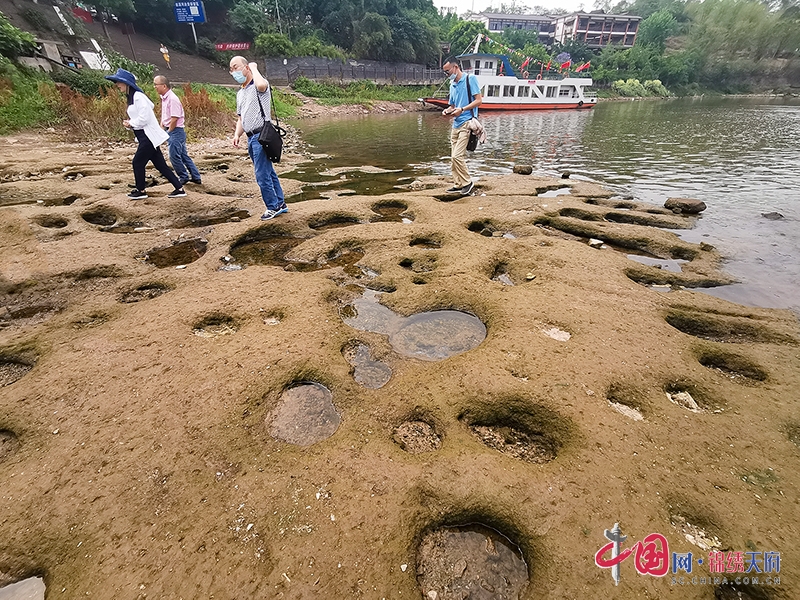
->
[127, 91, 168, 148]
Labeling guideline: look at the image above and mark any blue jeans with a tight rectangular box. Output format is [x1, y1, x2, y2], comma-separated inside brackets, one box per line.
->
[247, 133, 284, 211]
[167, 128, 201, 183]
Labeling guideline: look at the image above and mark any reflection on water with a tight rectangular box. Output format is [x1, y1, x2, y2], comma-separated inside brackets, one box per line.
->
[293, 98, 800, 313]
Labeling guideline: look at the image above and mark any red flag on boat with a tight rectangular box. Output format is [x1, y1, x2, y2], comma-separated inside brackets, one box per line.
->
[575, 61, 591, 72]
[520, 57, 530, 69]
[545, 60, 551, 70]
[561, 60, 571, 70]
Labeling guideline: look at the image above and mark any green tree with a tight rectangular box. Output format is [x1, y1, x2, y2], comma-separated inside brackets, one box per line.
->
[448, 20, 487, 57]
[637, 8, 678, 52]
[229, 0, 276, 39]
[352, 12, 393, 60]
[255, 32, 293, 56]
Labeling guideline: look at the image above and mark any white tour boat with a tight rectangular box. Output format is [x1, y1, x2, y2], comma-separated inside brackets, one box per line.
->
[421, 38, 597, 111]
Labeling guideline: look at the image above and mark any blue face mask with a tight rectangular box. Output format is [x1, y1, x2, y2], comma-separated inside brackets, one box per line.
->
[232, 70, 246, 84]
[449, 73, 456, 81]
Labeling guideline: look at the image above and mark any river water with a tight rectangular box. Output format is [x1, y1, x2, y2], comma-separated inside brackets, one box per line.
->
[287, 97, 800, 315]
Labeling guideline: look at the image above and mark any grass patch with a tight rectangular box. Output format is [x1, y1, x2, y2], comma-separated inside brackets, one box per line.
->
[292, 76, 437, 104]
[0, 57, 58, 134]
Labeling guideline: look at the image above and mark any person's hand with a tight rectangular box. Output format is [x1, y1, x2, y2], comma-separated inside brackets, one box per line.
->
[442, 107, 453, 116]
[122, 119, 130, 129]
[248, 62, 259, 72]
[233, 134, 240, 148]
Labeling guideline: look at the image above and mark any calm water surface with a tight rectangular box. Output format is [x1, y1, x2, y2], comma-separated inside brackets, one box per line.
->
[289, 97, 800, 314]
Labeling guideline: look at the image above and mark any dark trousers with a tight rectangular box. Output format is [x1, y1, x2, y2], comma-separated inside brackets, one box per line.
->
[132, 129, 182, 191]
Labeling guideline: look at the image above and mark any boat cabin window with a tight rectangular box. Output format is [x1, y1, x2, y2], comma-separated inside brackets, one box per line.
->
[546, 86, 557, 98]
[559, 86, 575, 97]
[535, 85, 545, 97]
[461, 60, 471, 70]
[486, 85, 500, 97]
[503, 85, 515, 97]
[518, 86, 530, 97]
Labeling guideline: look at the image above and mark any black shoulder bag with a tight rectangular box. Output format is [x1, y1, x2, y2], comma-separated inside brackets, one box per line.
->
[465, 74, 479, 152]
[256, 86, 287, 163]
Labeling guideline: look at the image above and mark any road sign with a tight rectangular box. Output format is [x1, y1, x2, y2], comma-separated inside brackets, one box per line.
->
[173, 1, 206, 24]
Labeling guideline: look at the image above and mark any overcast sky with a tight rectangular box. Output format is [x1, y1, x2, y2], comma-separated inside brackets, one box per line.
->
[432, 0, 591, 16]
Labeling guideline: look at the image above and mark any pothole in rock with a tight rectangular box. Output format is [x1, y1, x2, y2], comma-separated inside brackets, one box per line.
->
[558, 207, 604, 221]
[399, 257, 436, 273]
[308, 213, 362, 231]
[342, 342, 391, 388]
[696, 349, 768, 382]
[340, 289, 486, 361]
[627, 254, 687, 273]
[606, 382, 646, 421]
[0, 359, 34, 386]
[786, 422, 800, 449]
[468, 219, 499, 237]
[392, 420, 440, 453]
[0, 430, 20, 462]
[0, 576, 45, 599]
[409, 236, 441, 249]
[118, 282, 172, 303]
[664, 380, 721, 413]
[144, 238, 207, 268]
[167, 209, 251, 229]
[267, 382, 340, 446]
[460, 403, 568, 464]
[40, 194, 79, 207]
[229, 229, 307, 268]
[193, 313, 240, 338]
[33, 214, 68, 228]
[670, 514, 722, 551]
[714, 582, 774, 600]
[3, 304, 60, 323]
[491, 263, 514, 286]
[370, 201, 413, 223]
[71, 311, 110, 329]
[101, 221, 152, 234]
[81, 208, 118, 227]
[665, 310, 797, 345]
[417, 524, 528, 600]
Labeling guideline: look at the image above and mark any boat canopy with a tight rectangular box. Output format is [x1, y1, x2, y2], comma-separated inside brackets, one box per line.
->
[456, 53, 517, 78]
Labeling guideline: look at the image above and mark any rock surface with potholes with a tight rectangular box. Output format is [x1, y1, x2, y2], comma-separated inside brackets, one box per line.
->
[1, 131, 799, 599]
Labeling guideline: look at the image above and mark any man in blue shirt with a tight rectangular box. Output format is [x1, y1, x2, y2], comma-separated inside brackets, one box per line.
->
[442, 57, 483, 195]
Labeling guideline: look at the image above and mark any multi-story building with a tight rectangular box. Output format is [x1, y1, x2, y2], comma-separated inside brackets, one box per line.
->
[552, 12, 640, 48]
[469, 11, 640, 49]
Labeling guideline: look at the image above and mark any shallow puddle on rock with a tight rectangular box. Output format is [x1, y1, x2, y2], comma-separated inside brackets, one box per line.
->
[538, 187, 571, 197]
[627, 254, 687, 273]
[267, 382, 340, 446]
[145, 238, 207, 268]
[168, 209, 251, 229]
[417, 524, 528, 600]
[343, 343, 392, 388]
[0, 576, 45, 600]
[340, 290, 486, 361]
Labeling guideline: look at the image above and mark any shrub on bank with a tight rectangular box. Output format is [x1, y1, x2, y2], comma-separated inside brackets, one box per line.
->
[0, 57, 58, 134]
[291, 75, 437, 105]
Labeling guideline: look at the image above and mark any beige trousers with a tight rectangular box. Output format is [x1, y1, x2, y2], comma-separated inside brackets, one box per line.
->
[449, 123, 471, 187]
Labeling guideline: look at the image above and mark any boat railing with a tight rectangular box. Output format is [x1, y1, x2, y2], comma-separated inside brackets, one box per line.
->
[583, 91, 598, 99]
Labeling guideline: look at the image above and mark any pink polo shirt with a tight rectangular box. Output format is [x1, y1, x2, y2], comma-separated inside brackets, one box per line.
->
[159, 89, 185, 128]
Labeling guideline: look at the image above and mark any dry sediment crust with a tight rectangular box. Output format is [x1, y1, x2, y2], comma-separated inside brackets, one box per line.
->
[0, 133, 799, 599]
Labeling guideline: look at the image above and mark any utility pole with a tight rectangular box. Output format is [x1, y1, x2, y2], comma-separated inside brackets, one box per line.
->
[275, 0, 282, 35]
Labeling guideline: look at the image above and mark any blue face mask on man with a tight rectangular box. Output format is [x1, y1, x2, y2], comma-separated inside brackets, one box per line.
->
[232, 70, 246, 84]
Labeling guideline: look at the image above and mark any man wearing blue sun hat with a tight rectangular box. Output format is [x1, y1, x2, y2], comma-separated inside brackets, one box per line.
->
[105, 68, 186, 200]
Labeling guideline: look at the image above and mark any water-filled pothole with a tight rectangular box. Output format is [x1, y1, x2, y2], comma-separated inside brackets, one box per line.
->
[144, 238, 207, 268]
[0, 359, 34, 386]
[342, 342, 391, 388]
[627, 254, 687, 273]
[33, 214, 68, 228]
[229, 229, 307, 268]
[538, 187, 571, 197]
[370, 201, 413, 223]
[0, 576, 45, 599]
[0, 430, 20, 462]
[81, 208, 117, 226]
[417, 524, 528, 600]
[118, 282, 172, 303]
[392, 420, 440, 453]
[340, 289, 486, 361]
[193, 313, 240, 338]
[696, 348, 767, 382]
[267, 382, 340, 446]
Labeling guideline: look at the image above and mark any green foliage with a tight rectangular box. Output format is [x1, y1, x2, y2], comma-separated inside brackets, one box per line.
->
[612, 78, 648, 96]
[448, 21, 488, 56]
[50, 68, 111, 96]
[0, 11, 37, 60]
[291, 75, 436, 104]
[637, 8, 678, 52]
[294, 35, 346, 60]
[20, 8, 52, 33]
[353, 12, 393, 60]
[106, 50, 155, 83]
[229, 0, 276, 39]
[643, 79, 669, 95]
[255, 33, 294, 57]
[0, 57, 58, 133]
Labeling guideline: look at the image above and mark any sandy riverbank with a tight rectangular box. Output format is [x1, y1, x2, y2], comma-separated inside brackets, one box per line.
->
[1, 128, 799, 599]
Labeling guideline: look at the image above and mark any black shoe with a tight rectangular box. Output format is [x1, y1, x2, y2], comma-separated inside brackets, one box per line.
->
[446, 185, 461, 193]
[461, 181, 474, 195]
[168, 188, 187, 198]
[127, 189, 148, 199]
[190, 178, 203, 185]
